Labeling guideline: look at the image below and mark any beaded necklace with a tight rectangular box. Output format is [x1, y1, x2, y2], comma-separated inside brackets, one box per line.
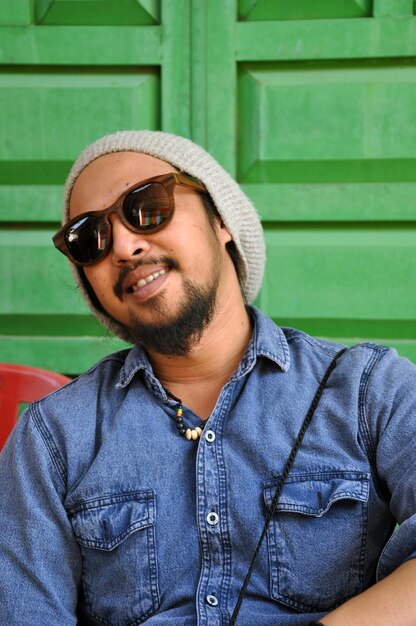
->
[164, 387, 205, 441]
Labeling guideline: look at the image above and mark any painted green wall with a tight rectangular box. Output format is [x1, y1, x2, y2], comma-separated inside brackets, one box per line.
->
[0, 0, 415, 374]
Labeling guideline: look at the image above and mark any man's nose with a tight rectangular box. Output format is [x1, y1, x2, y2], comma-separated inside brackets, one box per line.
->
[109, 214, 151, 265]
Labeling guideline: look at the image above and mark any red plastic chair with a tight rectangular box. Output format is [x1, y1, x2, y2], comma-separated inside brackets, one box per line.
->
[0, 363, 71, 450]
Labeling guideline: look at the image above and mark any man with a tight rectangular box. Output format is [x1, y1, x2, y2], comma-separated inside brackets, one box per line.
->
[0, 130, 415, 625]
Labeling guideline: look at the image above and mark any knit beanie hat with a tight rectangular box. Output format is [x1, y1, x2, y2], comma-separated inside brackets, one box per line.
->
[63, 130, 266, 343]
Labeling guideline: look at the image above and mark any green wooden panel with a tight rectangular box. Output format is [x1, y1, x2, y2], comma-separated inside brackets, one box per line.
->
[261, 225, 416, 321]
[0, 229, 128, 373]
[0, 337, 127, 376]
[238, 61, 416, 183]
[257, 224, 416, 360]
[374, 0, 413, 17]
[0, 68, 159, 184]
[236, 18, 416, 61]
[239, 0, 372, 21]
[243, 183, 416, 222]
[190, 0, 236, 173]
[0, 186, 63, 222]
[0, 314, 107, 337]
[0, 229, 86, 315]
[35, 0, 160, 25]
[0, 0, 32, 25]
[0, 26, 162, 65]
[189, 0, 210, 148]
[161, 0, 192, 137]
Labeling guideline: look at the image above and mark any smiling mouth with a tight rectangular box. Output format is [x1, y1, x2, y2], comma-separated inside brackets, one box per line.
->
[128, 268, 169, 293]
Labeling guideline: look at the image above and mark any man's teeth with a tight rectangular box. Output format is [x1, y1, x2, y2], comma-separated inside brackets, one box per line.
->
[131, 268, 167, 292]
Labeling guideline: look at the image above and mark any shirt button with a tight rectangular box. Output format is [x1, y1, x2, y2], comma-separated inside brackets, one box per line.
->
[206, 594, 218, 607]
[206, 511, 219, 526]
[205, 430, 215, 443]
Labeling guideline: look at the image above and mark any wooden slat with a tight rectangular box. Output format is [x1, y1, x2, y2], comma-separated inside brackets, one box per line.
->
[0, 0, 32, 26]
[243, 183, 416, 222]
[35, 0, 160, 26]
[161, 0, 192, 136]
[236, 17, 416, 61]
[190, 0, 208, 147]
[0, 336, 129, 376]
[239, 0, 372, 21]
[0, 186, 63, 222]
[373, 0, 413, 17]
[198, 0, 237, 174]
[0, 25, 162, 65]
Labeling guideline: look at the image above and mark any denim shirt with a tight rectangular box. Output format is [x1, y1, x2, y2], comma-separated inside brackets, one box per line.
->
[1, 307, 416, 626]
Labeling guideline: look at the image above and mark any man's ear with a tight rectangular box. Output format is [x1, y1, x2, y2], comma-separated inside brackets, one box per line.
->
[217, 218, 233, 245]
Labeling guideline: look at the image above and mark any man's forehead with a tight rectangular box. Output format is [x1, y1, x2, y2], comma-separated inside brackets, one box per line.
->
[69, 151, 178, 216]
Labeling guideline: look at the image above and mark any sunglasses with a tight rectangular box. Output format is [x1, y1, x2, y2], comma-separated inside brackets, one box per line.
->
[53, 172, 208, 266]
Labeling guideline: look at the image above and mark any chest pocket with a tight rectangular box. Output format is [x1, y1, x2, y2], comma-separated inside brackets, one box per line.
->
[69, 490, 159, 626]
[263, 471, 370, 613]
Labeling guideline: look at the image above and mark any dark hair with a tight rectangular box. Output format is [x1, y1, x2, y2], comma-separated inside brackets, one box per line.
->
[198, 192, 241, 284]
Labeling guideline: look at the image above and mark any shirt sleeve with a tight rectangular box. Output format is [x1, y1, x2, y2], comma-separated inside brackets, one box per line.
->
[362, 347, 416, 581]
[0, 403, 81, 625]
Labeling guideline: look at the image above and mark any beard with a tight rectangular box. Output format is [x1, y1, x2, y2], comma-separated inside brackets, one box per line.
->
[127, 272, 220, 357]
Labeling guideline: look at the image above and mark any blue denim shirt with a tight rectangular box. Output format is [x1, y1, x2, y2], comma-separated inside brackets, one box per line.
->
[1, 307, 416, 626]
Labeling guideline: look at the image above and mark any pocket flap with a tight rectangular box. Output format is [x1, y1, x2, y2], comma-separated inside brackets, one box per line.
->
[69, 490, 155, 551]
[264, 472, 369, 517]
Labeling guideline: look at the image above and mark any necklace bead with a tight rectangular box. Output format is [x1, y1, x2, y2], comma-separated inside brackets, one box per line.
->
[164, 388, 205, 441]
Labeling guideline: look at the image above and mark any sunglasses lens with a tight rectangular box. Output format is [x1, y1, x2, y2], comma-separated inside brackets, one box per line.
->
[60, 180, 175, 266]
[65, 215, 110, 264]
[123, 182, 172, 231]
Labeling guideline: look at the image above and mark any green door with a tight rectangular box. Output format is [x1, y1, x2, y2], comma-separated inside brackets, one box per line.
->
[0, 0, 415, 374]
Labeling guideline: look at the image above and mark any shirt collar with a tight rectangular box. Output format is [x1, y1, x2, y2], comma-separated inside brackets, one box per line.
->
[233, 306, 290, 378]
[116, 306, 290, 389]
[116, 344, 152, 389]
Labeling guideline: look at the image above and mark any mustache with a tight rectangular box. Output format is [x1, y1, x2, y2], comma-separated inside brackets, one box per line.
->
[114, 255, 178, 300]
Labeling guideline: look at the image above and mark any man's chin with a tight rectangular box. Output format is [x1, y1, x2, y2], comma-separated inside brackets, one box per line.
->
[126, 278, 219, 357]
[128, 317, 199, 357]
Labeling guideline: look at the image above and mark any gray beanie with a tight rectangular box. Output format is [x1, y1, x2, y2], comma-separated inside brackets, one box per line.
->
[63, 130, 266, 343]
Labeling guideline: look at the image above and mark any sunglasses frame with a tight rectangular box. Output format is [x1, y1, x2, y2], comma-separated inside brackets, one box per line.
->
[53, 172, 208, 266]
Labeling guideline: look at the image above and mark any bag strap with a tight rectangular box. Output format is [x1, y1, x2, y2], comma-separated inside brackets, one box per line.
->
[229, 347, 348, 625]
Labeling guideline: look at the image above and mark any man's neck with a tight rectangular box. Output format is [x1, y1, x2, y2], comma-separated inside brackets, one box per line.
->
[146, 298, 252, 419]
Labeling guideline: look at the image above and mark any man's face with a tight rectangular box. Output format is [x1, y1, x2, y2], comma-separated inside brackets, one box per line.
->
[69, 151, 233, 355]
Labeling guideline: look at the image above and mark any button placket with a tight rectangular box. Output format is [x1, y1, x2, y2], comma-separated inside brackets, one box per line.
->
[196, 388, 233, 624]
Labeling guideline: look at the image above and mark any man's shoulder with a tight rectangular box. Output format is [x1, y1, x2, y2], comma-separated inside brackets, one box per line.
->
[31, 346, 141, 422]
[18, 346, 147, 463]
[281, 325, 344, 353]
[76, 346, 133, 385]
[278, 323, 416, 389]
[281, 324, 388, 360]
[53, 347, 133, 395]
[252, 307, 394, 372]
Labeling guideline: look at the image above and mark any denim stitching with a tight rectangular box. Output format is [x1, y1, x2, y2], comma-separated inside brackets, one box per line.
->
[358, 345, 390, 476]
[31, 402, 67, 489]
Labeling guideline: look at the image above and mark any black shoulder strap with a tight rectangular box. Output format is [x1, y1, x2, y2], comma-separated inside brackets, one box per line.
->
[229, 347, 348, 625]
